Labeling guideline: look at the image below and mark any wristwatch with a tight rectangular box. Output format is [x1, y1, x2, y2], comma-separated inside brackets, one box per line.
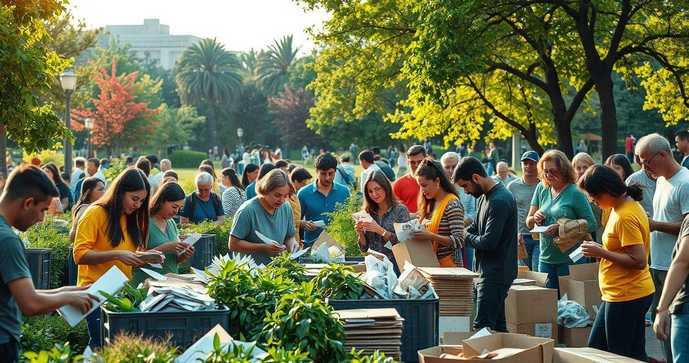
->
[382, 230, 389, 238]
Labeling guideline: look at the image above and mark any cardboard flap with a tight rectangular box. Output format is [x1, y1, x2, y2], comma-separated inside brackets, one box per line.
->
[441, 332, 475, 345]
[391, 239, 440, 268]
[312, 230, 344, 252]
[569, 263, 599, 281]
[554, 347, 643, 362]
[517, 271, 548, 287]
[336, 308, 401, 320]
[463, 333, 554, 362]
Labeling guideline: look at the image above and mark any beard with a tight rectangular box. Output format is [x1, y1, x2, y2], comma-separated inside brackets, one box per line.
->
[469, 180, 484, 198]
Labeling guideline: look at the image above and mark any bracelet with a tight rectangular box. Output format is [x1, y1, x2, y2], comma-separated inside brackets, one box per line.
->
[382, 230, 389, 238]
[657, 307, 668, 314]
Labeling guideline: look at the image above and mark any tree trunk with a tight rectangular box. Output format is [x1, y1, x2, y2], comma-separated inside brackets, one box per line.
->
[594, 74, 618, 160]
[0, 125, 6, 176]
[522, 123, 545, 155]
[207, 87, 218, 148]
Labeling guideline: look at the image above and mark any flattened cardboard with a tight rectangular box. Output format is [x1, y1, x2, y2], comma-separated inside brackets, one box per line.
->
[507, 322, 558, 342]
[505, 285, 558, 324]
[440, 332, 475, 345]
[559, 325, 592, 347]
[392, 239, 440, 270]
[558, 263, 602, 319]
[312, 230, 344, 252]
[553, 347, 644, 362]
[517, 270, 549, 287]
[336, 308, 401, 320]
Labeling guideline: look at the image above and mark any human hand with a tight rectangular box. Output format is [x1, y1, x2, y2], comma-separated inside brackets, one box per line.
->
[410, 229, 434, 241]
[518, 234, 525, 246]
[285, 239, 300, 253]
[543, 224, 559, 236]
[304, 220, 318, 232]
[68, 292, 101, 314]
[580, 241, 604, 258]
[59, 285, 91, 293]
[156, 242, 186, 254]
[117, 251, 144, 267]
[654, 310, 670, 341]
[533, 211, 546, 225]
[355, 220, 365, 233]
[264, 243, 286, 255]
[179, 246, 195, 261]
[361, 221, 383, 235]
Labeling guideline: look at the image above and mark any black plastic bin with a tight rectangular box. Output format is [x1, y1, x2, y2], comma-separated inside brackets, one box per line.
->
[24, 248, 52, 290]
[100, 306, 230, 349]
[187, 234, 215, 270]
[299, 256, 365, 264]
[68, 245, 77, 286]
[329, 298, 439, 363]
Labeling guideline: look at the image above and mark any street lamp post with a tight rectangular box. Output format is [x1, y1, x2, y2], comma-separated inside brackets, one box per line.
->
[60, 67, 78, 172]
[84, 117, 93, 158]
[237, 128, 244, 154]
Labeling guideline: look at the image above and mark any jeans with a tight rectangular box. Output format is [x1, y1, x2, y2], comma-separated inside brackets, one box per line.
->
[651, 269, 673, 363]
[672, 309, 689, 362]
[588, 294, 653, 361]
[519, 235, 539, 272]
[0, 338, 18, 363]
[86, 308, 102, 350]
[474, 282, 510, 332]
[465, 245, 474, 271]
[539, 261, 571, 295]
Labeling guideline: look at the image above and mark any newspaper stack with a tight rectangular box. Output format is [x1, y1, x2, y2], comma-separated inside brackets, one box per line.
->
[138, 269, 218, 312]
[337, 308, 404, 361]
[419, 267, 477, 316]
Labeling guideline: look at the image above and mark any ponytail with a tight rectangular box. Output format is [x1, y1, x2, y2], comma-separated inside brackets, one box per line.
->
[626, 184, 644, 202]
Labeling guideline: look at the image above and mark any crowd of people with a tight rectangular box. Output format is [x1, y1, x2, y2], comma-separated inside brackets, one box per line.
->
[4, 132, 689, 361]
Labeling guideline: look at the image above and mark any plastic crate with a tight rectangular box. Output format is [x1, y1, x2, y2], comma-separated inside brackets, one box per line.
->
[329, 298, 439, 363]
[299, 256, 365, 264]
[188, 234, 215, 270]
[100, 307, 230, 349]
[24, 248, 51, 290]
[68, 245, 77, 286]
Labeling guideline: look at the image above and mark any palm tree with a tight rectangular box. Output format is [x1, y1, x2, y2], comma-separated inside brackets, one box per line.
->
[256, 35, 301, 95]
[239, 48, 262, 82]
[175, 38, 242, 147]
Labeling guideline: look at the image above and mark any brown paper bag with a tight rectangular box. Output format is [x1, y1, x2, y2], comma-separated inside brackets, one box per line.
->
[553, 219, 592, 253]
[518, 242, 528, 259]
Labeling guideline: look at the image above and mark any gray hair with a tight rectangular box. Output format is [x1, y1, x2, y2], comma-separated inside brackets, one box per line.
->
[440, 152, 460, 165]
[195, 172, 214, 186]
[496, 161, 508, 170]
[635, 133, 672, 156]
[160, 159, 171, 169]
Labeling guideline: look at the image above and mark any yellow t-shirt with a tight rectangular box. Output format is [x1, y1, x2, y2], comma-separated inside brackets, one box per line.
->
[600, 200, 655, 302]
[287, 194, 302, 246]
[73, 205, 138, 286]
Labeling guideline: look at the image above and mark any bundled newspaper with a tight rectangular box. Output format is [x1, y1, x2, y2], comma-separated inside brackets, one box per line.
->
[393, 219, 425, 242]
[138, 269, 219, 312]
[363, 251, 437, 300]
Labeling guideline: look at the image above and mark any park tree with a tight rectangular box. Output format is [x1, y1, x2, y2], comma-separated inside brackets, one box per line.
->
[256, 35, 301, 95]
[299, 0, 689, 159]
[268, 85, 323, 147]
[152, 105, 205, 155]
[72, 59, 161, 154]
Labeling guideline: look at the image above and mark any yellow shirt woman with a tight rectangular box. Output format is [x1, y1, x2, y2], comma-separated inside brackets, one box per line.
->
[73, 205, 137, 286]
[600, 200, 655, 302]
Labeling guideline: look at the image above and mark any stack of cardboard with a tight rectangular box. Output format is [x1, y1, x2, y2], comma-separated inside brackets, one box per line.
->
[419, 267, 477, 334]
[505, 275, 559, 342]
[336, 308, 404, 361]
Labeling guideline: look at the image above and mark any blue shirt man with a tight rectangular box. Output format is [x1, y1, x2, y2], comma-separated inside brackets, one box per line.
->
[298, 153, 351, 245]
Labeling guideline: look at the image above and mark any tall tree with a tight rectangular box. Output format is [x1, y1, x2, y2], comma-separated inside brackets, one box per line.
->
[268, 85, 322, 147]
[256, 35, 301, 95]
[175, 38, 243, 147]
[152, 105, 205, 155]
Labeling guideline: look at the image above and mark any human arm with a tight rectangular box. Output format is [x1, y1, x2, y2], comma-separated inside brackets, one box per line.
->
[7, 278, 99, 315]
[213, 194, 226, 225]
[465, 200, 509, 251]
[412, 202, 465, 249]
[229, 235, 285, 255]
[572, 188, 598, 233]
[462, 193, 476, 227]
[60, 198, 69, 211]
[654, 233, 689, 341]
[581, 242, 647, 270]
[73, 209, 145, 267]
[649, 219, 685, 235]
[177, 246, 195, 263]
[214, 215, 226, 226]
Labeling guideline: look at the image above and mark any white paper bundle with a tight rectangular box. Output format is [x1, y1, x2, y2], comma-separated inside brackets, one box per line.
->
[393, 219, 424, 242]
[58, 265, 128, 327]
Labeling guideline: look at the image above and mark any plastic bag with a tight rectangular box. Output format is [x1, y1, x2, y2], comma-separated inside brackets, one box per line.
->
[557, 294, 591, 328]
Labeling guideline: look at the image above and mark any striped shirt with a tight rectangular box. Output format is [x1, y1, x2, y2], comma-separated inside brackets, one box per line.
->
[421, 198, 466, 266]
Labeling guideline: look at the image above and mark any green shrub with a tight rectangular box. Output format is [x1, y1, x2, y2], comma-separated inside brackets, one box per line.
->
[23, 342, 82, 363]
[24, 218, 72, 289]
[23, 150, 64, 169]
[20, 314, 89, 355]
[324, 196, 363, 256]
[180, 220, 232, 258]
[168, 150, 207, 168]
[102, 157, 129, 183]
[313, 264, 363, 300]
[89, 333, 178, 362]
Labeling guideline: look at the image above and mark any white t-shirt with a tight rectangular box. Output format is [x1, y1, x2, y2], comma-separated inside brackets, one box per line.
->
[360, 163, 381, 193]
[626, 170, 656, 216]
[242, 152, 251, 165]
[652, 168, 689, 271]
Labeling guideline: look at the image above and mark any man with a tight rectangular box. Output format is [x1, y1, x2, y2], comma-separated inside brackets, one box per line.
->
[298, 153, 351, 246]
[638, 133, 689, 363]
[507, 151, 541, 272]
[456, 144, 468, 158]
[440, 152, 477, 268]
[350, 141, 358, 165]
[180, 172, 226, 226]
[371, 146, 396, 181]
[675, 130, 689, 169]
[339, 155, 356, 183]
[483, 141, 499, 176]
[626, 155, 657, 216]
[358, 150, 382, 194]
[154, 159, 172, 185]
[493, 161, 517, 186]
[70, 157, 86, 190]
[0, 165, 98, 361]
[625, 133, 636, 163]
[453, 156, 517, 332]
[86, 158, 105, 183]
[393, 145, 426, 215]
[275, 160, 289, 172]
[334, 155, 355, 188]
[241, 147, 251, 173]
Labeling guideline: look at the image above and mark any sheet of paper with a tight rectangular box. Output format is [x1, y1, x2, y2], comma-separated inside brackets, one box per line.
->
[147, 263, 163, 269]
[141, 267, 168, 281]
[351, 211, 374, 223]
[255, 230, 282, 247]
[569, 246, 584, 262]
[290, 247, 310, 260]
[179, 232, 203, 255]
[384, 241, 393, 250]
[394, 219, 423, 242]
[313, 220, 326, 227]
[530, 225, 549, 233]
[58, 266, 128, 327]
[470, 327, 492, 340]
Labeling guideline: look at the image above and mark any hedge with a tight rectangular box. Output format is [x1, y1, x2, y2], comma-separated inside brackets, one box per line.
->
[24, 218, 72, 289]
[20, 314, 89, 355]
[168, 150, 208, 169]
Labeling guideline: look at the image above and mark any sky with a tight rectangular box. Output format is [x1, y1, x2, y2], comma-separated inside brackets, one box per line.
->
[68, 0, 330, 55]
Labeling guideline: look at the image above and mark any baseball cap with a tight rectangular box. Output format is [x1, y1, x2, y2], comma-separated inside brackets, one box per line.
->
[521, 151, 540, 162]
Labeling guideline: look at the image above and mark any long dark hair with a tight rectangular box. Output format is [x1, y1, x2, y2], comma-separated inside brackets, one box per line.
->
[578, 165, 643, 202]
[200, 159, 217, 179]
[415, 159, 458, 221]
[363, 170, 399, 215]
[93, 168, 150, 249]
[242, 163, 259, 188]
[257, 163, 277, 181]
[42, 163, 64, 185]
[221, 168, 244, 191]
[72, 177, 104, 218]
[150, 182, 186, 216]
[604, 154, 634, 181]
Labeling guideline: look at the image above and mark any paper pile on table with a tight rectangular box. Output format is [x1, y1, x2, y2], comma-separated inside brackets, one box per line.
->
[419, 267, 477, 316]
[337, 308, 404, 361]
[138, 270, 218, 312]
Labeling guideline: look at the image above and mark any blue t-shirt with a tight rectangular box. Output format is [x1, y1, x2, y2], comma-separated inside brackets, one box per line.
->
[297, 181, 351, 245]
[180, 192, 225, 223]
[245, 181, 257, 200]
[231, 197, 297, 265]
[0, 216, 31, 343]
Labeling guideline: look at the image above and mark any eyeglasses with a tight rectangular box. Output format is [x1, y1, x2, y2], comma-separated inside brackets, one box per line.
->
[639, 151, 660, 168]
[543, 169, 559, 176]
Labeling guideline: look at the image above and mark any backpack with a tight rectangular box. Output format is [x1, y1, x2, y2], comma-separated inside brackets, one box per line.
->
[185, 192, 221, 220]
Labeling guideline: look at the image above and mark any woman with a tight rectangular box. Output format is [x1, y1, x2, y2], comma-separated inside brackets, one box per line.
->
[42, 162, 73, 211]
[162, 170, 179, 184]
[410, 159, 465, 267]
[356, 170, 409, 269]
[73, 168, 163, 349]
[245, 163, 277, 200]
[241, 163, 259, 189]
[131, 182, 194, 286]
[526, 150, 597, 292]
[572, 152, 595, 182]
[221, 167, 246, 218]
[579, 165, 654, 361]
[69, 177, 106, 242]
[199, 161, 220, 194]
[221, 148, 232, 169]
[229, 169, 300, 265]
[605, 154, 634, 181]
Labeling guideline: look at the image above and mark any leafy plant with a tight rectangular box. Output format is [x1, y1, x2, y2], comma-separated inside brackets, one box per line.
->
[266, 252, 308, 284]
[20, 315, 89, 356]
[101, 156, 128, 183]
[23, 342, 82, 363]
[180, 221, 233, 258]
[324, 196, 363, 256]
[197, 334, 258, 363]
[314, 264, 363, 300]
[24, 217, 72, 288]
[262, 282, 347, 363]
[87, 333, 177, 363]
[350, 349, 398, 363]
[99, 283, 147, 312]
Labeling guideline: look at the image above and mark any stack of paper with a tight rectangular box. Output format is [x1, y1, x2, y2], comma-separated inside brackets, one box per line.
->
[337, 308, 404, 361]
[419, 267, 477, 316]
[136, 270, 218, 312]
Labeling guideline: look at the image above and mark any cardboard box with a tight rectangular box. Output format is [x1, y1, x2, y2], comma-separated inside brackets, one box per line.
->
[553, 347, 644, 362]
[559, 325, 592, 347]
[558, 263, 602, 319]
[517, 270, 549, 287]
[419, 333, 554, 362]
[440, 332, 475, 345]
[439, 316, 472, 335]
[505, 285, 558, 324]
[392, 239, 440, 270]
[507, 322, 558, 342]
